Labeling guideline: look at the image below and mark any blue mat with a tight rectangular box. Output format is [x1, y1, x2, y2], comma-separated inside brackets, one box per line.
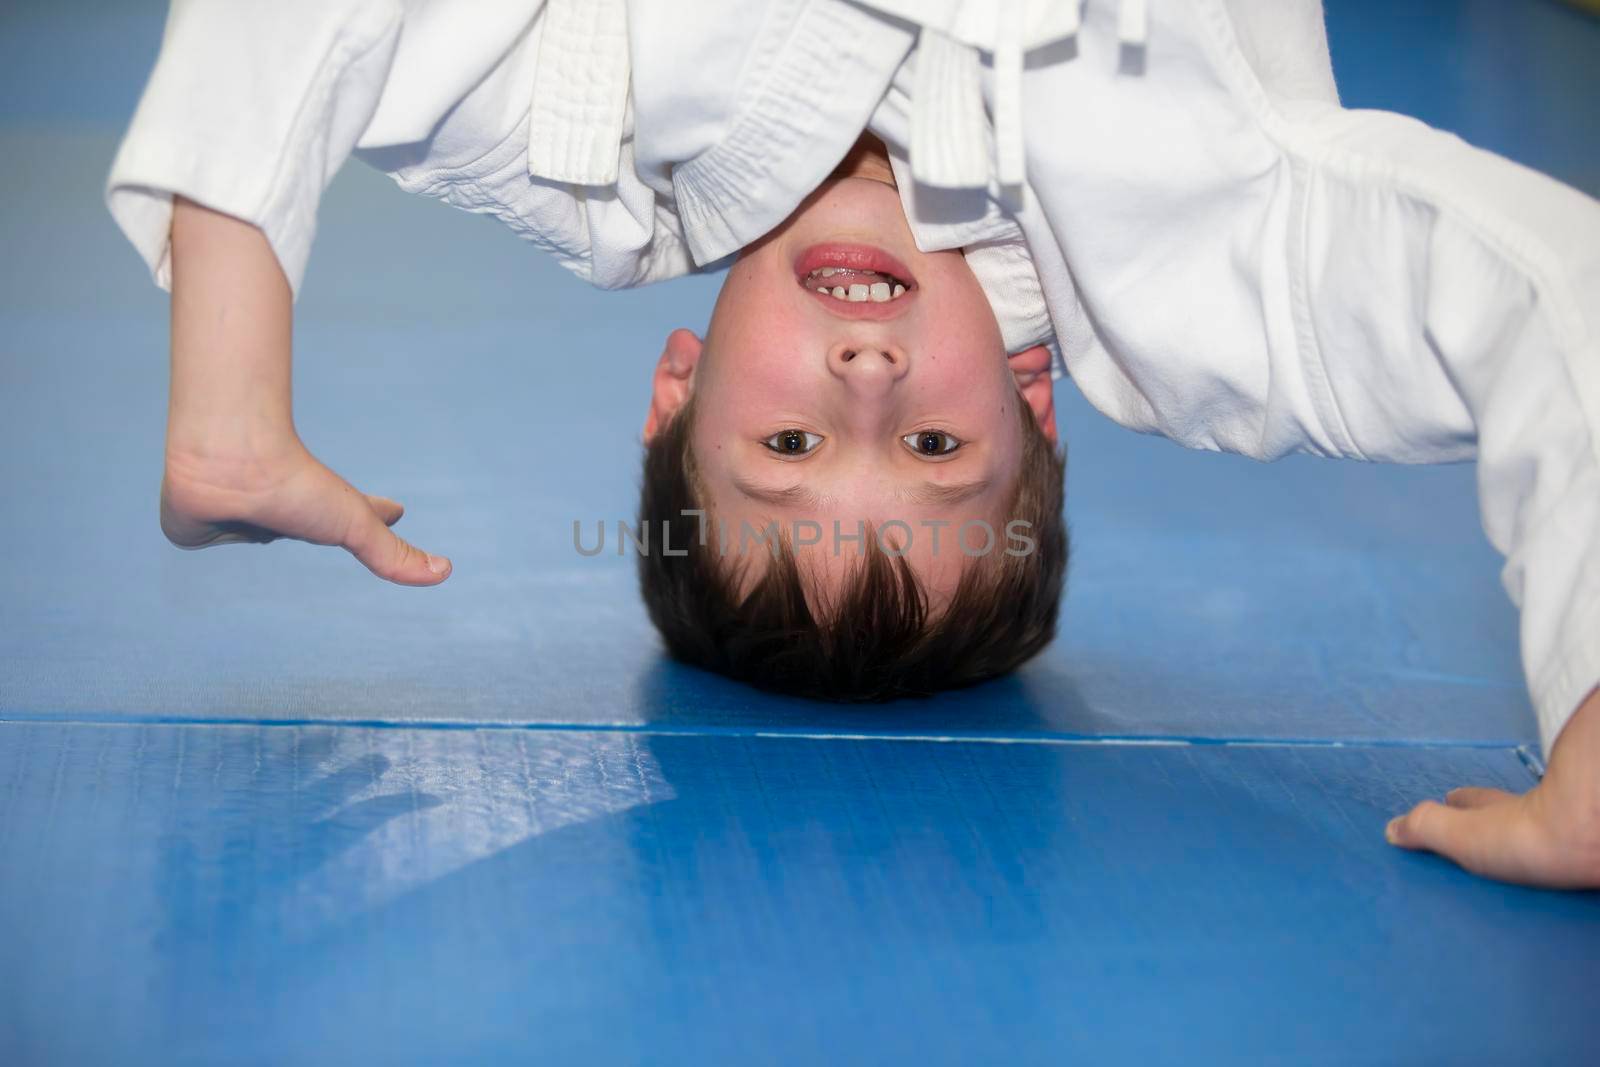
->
[2, 721, 1591, 1066]
[2, 1, 1598, 1063]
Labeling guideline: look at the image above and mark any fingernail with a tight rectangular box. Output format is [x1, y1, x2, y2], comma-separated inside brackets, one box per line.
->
[1385, 817, 1400, 844]
[426, 555, 450, 575]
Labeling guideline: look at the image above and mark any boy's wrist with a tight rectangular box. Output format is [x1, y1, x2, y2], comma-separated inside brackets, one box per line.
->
[165, 410, 301, 460]
[167, 195, 298, 459]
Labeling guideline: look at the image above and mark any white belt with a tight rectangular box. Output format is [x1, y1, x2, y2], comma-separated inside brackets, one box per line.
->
[525, 0, 632, 185]
[859, 0, 1148, 189]
[523, 0, 1152, 194]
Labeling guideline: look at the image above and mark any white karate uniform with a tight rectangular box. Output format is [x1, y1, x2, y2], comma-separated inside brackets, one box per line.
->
[106, 0, 1600, 755]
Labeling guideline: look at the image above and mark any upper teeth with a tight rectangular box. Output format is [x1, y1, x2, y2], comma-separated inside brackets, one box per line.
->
[807, 269, 910, 302]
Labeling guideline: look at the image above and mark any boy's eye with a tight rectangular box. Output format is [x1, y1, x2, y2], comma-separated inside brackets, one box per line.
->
[763, 429, 824, 456]
[903, 430, 962, 456]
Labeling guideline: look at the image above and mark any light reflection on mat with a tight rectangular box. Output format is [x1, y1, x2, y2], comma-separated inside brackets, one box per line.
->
[150, 726, 674, 940]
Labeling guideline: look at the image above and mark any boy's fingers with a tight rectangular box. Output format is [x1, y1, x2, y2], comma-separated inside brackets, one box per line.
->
[341, 496, 450, 586]
[1445, 786, 1516, 810]
[1386, 798, 1545, 883]
[364, 494, 405, 527]
[1387, 799, 1494, 869]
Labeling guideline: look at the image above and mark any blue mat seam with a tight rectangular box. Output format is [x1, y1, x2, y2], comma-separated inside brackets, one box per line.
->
[0, 711, 1535, 751]
[1516, 743, 1548, 778]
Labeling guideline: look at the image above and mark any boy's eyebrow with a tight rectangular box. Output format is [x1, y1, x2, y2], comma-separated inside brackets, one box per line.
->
[733, 478, 823, 509]
[732, 477, 991, 509]
[901, 479, 991, 506]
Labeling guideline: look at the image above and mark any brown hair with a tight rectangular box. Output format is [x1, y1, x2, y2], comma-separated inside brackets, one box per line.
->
[636, 394, 1067, 700]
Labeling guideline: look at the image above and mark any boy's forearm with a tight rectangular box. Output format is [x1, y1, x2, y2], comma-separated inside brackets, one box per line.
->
[167, 196, 296, 454]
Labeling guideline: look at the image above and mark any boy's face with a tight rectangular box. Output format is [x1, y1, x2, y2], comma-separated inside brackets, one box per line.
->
[644, 145, 1056, 607]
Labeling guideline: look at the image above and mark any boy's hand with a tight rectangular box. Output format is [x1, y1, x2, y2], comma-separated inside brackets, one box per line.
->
[1386, 687, 1600, 889]
[162, 438, 451, 586]
[164, 196, 450, 587]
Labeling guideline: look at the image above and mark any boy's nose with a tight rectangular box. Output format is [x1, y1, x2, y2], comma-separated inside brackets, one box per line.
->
[826, 341, 909, 394]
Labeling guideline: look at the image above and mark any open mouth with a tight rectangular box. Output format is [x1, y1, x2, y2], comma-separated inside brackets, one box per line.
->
[802, 267, 911, 303]
[794, 244, 918, 305]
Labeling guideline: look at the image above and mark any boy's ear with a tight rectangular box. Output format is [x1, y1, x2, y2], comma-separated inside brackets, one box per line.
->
[1009, 345, 1058, 446]
[643, 328, 703, 444]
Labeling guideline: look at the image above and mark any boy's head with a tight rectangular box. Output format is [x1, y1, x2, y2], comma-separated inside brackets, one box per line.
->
[638, 137, 1067, 699]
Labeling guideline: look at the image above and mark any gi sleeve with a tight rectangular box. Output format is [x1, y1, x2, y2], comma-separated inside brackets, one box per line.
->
[1290, 105, 1600, 757]
[105, 0, 404, 298]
